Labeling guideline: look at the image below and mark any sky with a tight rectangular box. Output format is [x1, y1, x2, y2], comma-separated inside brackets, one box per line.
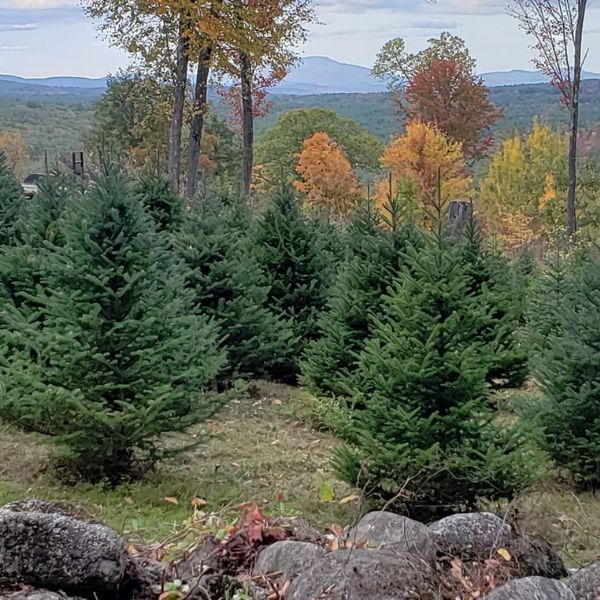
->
[0, 0, 599, 78]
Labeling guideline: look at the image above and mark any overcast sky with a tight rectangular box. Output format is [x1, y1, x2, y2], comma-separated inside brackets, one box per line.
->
[1, 0, 599, 78]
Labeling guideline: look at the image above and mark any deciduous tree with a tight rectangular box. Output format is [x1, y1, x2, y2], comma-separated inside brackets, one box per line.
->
[0, 132, 29, 177]
[404, 59, 503, 159]
[294, 132, 362, 221]
[509, 0, 589, 237]
[380, 120, 471, 221]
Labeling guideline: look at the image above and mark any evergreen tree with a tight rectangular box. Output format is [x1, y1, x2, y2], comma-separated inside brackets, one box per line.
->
[459, 220, 528, 389]
[0, 168, 226, 483]
[301, 201, 417, 397]
[176, 198, 292, 379]
[255, 185, 337, 379]
[0, 150, 22, 247]
[535, 256, 600, 486]
[334, 205, 535, 517]
[134, 173, 183, 233]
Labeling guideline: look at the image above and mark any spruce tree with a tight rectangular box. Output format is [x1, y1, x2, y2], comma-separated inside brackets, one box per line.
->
[176, 197, 292, 379]
[134, 173, 183, 233]
[334, 203, 535, 517]
[0, 168, 226, 483]
[0, 150, 22, 247]
[535, 256, 600, 486]
[459, 220, 528, 389]
[301, 201, 417, 397]
[255, 185, 337, 379]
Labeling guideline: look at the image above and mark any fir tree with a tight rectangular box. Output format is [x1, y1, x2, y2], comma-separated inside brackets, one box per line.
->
[334, 201, 535, 517]
[134, 173, 183, 233]
[0, 168, 226, 483]
[176, 197, 291, 379]
[535, 255, 600, 486]
[301, 200, 417, 397]
[0, 150, 22, 247]
[459, 219, 528, 389]
[255, 184, 337, 379]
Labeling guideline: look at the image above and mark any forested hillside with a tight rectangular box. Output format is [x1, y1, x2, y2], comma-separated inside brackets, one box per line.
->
[2, 79, 600, 169]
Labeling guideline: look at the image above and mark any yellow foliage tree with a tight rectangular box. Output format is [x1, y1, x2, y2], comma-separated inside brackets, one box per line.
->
[478, 120, 567, 249]
[379, 120, 470, 222]
[295, 131, 362, 221]
[0, 131, 29, 177]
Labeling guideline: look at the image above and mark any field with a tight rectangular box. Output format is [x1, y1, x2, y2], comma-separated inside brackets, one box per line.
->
[1, 381, 598, 567]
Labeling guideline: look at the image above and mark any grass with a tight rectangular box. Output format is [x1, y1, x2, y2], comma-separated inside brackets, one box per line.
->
[0, 381, 598, 567]
[0, 381, 354, 544]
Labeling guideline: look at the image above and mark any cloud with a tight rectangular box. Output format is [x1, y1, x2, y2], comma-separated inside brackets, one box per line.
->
[0, 23, 37, 32]
[4, 0, 78, 8]
[0, 45, 31, 51]
[316, 0, 507, 15]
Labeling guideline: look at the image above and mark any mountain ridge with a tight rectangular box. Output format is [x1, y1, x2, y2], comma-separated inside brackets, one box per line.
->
[1, 56, 599, 96]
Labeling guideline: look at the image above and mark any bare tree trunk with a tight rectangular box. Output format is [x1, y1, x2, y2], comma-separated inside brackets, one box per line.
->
[240, 51, 254, 201]
[168, 21, 190, 191]
[184, 43, 213, 203]
[566, 0, 587, 238]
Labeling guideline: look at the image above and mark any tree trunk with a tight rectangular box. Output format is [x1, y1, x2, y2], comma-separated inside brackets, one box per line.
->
[566, 0, 587, 238]
[240, 51, 254, 201]
[184, 43, 213, 203]
[168, 20, 190, 191]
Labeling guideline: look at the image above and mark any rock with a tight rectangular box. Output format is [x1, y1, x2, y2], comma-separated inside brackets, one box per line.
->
[483, 577, 576, 599]
[253, 541, 325, 580]
[289, 518, 323, 544]
[122, 556, 163, 600]
[0, 509, 127, 595]
[0, 591, 85, 600]
[346, 511, 436, 564]
[287, 548, 438, 600]
[0, 501, 96, 524]
[429, 512, 514, 560]
[567, 562, 600, 600]
[429, 512, 567, 578]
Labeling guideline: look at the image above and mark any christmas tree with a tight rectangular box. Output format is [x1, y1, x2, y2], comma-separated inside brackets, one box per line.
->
[535, 254, 600, 486]
[334, 200, 535, 517]
[0, 150, 23, 247]
[176, 197, 292, 379]
[134, 172, 182, 233]
[459, 219, 528, 389]
[255, 184, 338, 380]
[0, 167, 226, 483]
[301, 200, 417, 397]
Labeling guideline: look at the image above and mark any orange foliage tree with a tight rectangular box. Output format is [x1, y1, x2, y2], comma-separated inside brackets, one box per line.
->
[0, 131, 29, 177]
[295, 131, 362, 221]
[380, 120, 471, 222]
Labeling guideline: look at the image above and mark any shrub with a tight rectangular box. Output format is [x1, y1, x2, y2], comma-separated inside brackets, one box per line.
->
[0, 168, 226, 483]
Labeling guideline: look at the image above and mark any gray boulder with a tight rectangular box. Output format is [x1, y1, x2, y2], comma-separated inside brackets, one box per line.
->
[483, 577, 576, 600]
[0, 592, 85, 600]
[0, 501, 96, 524]
[567, 562, 600, 600]
[429, 512, 513, 560]
[287, 548, 438, 600]
[429, 512, 567, 578]
[0, 509, 127, 595]
[346, 511, 436, 564]
[253, 541, 325, 580]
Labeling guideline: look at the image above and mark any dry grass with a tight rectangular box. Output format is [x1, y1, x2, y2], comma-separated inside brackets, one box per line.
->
[0, 382, 598, 567]
[0, 381, 354, 543]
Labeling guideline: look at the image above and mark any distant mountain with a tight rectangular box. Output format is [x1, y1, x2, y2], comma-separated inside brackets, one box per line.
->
[0, 74, 107, 89]
[1, 58, 599, 98]
[271, 57, 386, 95]
[481, 69, 600, 87]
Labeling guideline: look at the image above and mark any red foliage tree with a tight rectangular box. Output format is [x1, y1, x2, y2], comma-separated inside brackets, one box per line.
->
[403, 59, 503, 160]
